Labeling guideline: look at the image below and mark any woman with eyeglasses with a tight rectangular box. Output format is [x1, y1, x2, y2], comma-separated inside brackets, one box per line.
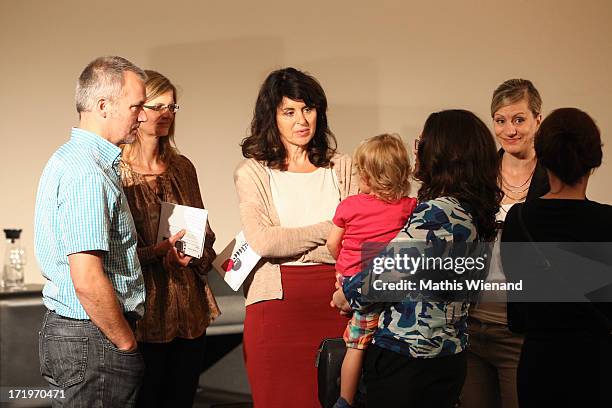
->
[461, 79, 549, 408]
[120, 70, 219, 408]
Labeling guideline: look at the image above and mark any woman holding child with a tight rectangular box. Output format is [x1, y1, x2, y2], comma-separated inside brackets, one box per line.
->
[234, 67, 358, 407]
[334, 109, 502, 407]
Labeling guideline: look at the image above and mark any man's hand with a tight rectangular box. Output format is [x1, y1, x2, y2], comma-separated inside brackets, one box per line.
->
[69, 251, 137, 352]
[114, 336, 138, 352]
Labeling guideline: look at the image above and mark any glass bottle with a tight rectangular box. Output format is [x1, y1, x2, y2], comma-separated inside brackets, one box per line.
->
[2, 229, 26, 290]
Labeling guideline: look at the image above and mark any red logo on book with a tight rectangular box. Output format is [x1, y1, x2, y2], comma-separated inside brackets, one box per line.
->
[222, 259, 234, 272]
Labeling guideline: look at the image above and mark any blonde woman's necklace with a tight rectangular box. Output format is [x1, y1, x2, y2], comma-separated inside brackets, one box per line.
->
[501, 159, 536, 192]
[502, 168, 535, 191]
[502, 189, 528, 203]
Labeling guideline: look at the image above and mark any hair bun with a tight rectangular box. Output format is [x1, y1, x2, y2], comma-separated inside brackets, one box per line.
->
[535, 108, 602, 186]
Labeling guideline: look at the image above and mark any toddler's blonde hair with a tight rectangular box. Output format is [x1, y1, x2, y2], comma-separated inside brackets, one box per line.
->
[353, 133, 411, 202]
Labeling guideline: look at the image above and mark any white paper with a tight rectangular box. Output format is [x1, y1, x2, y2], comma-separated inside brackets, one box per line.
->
[212, 231, 261, 291]
[156, 202, 208, 259]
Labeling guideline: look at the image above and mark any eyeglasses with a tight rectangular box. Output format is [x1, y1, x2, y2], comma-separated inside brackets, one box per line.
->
[143, 103, 180, 114]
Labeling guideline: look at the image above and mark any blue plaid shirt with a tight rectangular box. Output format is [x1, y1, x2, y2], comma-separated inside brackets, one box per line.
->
[34, 128, 145, 319]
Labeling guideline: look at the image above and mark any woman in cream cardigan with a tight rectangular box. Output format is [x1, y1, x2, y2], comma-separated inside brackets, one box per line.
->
[234, 67, 358, 407]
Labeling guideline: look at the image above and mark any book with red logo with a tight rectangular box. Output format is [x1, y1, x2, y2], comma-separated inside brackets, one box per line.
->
[212, 231, 261, 291]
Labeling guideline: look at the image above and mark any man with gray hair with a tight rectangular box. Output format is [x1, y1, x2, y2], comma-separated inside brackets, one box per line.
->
[34, 56, 148, 406]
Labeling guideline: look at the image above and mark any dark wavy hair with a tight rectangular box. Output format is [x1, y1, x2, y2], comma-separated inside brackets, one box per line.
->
[416, 110, 502, 241]
[535, 107, 602, 186]
[241, 67, 337, 170]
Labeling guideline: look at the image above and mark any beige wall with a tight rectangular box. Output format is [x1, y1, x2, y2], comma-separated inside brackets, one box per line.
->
[2, 0, 611, 284]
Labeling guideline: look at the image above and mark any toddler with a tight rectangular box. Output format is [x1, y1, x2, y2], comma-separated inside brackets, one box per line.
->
[327, 133, 417, 408]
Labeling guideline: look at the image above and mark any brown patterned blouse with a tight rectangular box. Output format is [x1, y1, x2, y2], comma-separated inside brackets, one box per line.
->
[120, 154, 220, 343]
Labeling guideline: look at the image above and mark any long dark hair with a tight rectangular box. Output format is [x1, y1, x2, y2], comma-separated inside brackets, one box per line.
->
[416, 110, 502, 241]
[241, 67, 337, 170]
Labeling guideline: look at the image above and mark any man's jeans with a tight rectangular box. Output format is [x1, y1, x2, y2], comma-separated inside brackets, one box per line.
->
[39, 310, 145, 407]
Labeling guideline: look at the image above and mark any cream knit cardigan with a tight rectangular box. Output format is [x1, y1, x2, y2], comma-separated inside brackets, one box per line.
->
[234, 153, 359, 306]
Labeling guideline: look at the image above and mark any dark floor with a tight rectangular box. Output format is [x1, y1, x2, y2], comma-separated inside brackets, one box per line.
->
[193, 386, 253, 408]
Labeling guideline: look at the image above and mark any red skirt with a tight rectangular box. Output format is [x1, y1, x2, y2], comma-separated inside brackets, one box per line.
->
[243, 264, 348, 408]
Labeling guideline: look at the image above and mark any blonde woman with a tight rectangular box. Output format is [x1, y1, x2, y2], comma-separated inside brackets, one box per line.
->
[462, 79, 549, 408]
[120, 70, 219, 408]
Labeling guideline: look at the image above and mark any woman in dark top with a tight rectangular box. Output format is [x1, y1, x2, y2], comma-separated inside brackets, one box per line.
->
[501, 108, 612, 407]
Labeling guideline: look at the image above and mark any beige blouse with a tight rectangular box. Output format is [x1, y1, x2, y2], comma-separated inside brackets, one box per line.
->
[120, 154, 220, 343]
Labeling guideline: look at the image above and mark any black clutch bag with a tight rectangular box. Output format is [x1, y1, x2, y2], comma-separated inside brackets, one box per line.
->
[315, 337, 346, 408]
